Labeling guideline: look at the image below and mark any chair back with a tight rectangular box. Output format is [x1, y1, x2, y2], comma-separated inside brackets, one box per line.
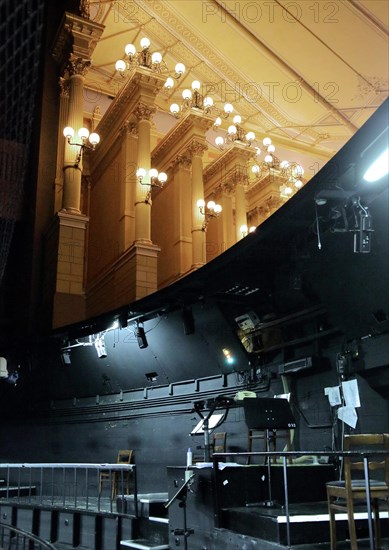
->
[343, 433, 389, 485]
[213, 432, 227, 454]
[117, 450, 133, 465]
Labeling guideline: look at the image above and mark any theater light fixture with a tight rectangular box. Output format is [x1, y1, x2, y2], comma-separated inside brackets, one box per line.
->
[182, 307, 195, 335]
[197, 199, 222, 231]
[222, 348, 234, 365]
[145, 372, 158, 382]
[115, 37, 185, 87]
[136, 322, 148, 349]
[94, 335, 107, 358]
[136, 168, 168, 203]
[63, 126, 100, 167]
[363, 148, 389, 182]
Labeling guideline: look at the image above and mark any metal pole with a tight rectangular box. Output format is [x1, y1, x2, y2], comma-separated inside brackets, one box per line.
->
[282, 456, 291, 549]
[363, 456, 375, 550]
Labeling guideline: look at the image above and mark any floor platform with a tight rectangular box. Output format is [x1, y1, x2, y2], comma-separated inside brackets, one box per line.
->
[223, 501, 389, 547]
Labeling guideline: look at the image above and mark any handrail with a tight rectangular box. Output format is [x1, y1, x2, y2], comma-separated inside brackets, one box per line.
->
[0, 462, 138, 517]
[0, 522, 58, 549]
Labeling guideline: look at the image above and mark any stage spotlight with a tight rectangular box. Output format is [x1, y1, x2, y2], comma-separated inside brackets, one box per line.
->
[136, 323, 148, 349]
[145, 371, 158, 382]
[94, 337, 107, 358]
[61, 351, 71, 365]
[182, 307, 195, 335]
[0, 357, 8, 378]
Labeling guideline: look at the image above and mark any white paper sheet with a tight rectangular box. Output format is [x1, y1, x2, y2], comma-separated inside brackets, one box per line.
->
[337, 406, 358, 428]
[324, 386, 342, 406]
[342, 379, 361, 408]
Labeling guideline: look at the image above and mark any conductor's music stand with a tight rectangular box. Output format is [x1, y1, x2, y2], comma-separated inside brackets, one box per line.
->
[243, 397, 296, 507]
[165, 473, 195, 550]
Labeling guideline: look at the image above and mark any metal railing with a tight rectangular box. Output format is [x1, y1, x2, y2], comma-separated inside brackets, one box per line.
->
[0, 463, 138, 517]
[0, 522, 58, 550]
[212, 450, 389, 550]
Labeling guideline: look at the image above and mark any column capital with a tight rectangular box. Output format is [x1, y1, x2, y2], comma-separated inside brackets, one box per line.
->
[186, 139, 208, 158]
[171, 155, 192, 172]
[134, 102, 156, 122]
[120, 121, 138, 138]
[59, 77, 70, 98]
[66, 55, 91, 77]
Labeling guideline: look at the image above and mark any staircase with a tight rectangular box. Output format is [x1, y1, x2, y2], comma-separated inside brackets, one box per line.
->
[120, 493, 169, 550]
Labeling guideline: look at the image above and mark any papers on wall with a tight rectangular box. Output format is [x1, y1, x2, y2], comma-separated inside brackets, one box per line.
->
[324, 386, 342, 406]
[337, 406, 358, 429]
[324, 379, 361, 428]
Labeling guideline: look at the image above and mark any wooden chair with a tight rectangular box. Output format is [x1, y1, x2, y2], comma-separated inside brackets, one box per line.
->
[212, 432, 227, 454]
[326, 433, 389, 550]
[247, 428, 292, 464]
[99, 449, 133, 499]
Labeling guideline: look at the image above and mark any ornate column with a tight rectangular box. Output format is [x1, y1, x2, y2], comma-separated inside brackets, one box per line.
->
[171, 155, 193, 275]
[235, 178, 248, 241]
[62, 56, 90, 213]
[53, 78, 69, 213]
[134, 102, 156, 244]
[47, 11, 104, 328]
[119, 121, 138, 252]
[187, 140, 208, 269]
[218, 184, 235, 250]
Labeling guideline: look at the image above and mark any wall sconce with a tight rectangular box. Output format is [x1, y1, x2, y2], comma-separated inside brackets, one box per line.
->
[240, 224, 256, 238]
[197, 199, 222, 231]
[115, 37, 185, 88]
[136, 168, 168, 203]
[63, 126, 100, 167]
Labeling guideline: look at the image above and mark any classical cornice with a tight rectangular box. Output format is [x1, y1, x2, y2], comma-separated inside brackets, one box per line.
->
[203, 144, 256, 184]
[51, 11, 105, 74]
[151, 110, 214, 168]
[90, 69, 166, 175]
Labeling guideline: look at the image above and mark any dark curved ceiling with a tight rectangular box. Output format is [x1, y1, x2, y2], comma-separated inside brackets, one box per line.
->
[30, 98, 389, 400]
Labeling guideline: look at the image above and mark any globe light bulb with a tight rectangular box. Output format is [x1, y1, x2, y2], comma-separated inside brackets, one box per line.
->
[140, 37, 150, 49]
[89, 132, 100, 146]
[115, 59, 126, 72]
[136, 168, 146, 179]
[175, 63, 185, 75]
[151, 52, 162, 64]
[192, 80, 201, 90]
[78, 127, 90, 141]
[164, 77, 174, 89]
[125, 44, 136, 56]
[63, 126, 74, 140]
[182, 89, 192, 100]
